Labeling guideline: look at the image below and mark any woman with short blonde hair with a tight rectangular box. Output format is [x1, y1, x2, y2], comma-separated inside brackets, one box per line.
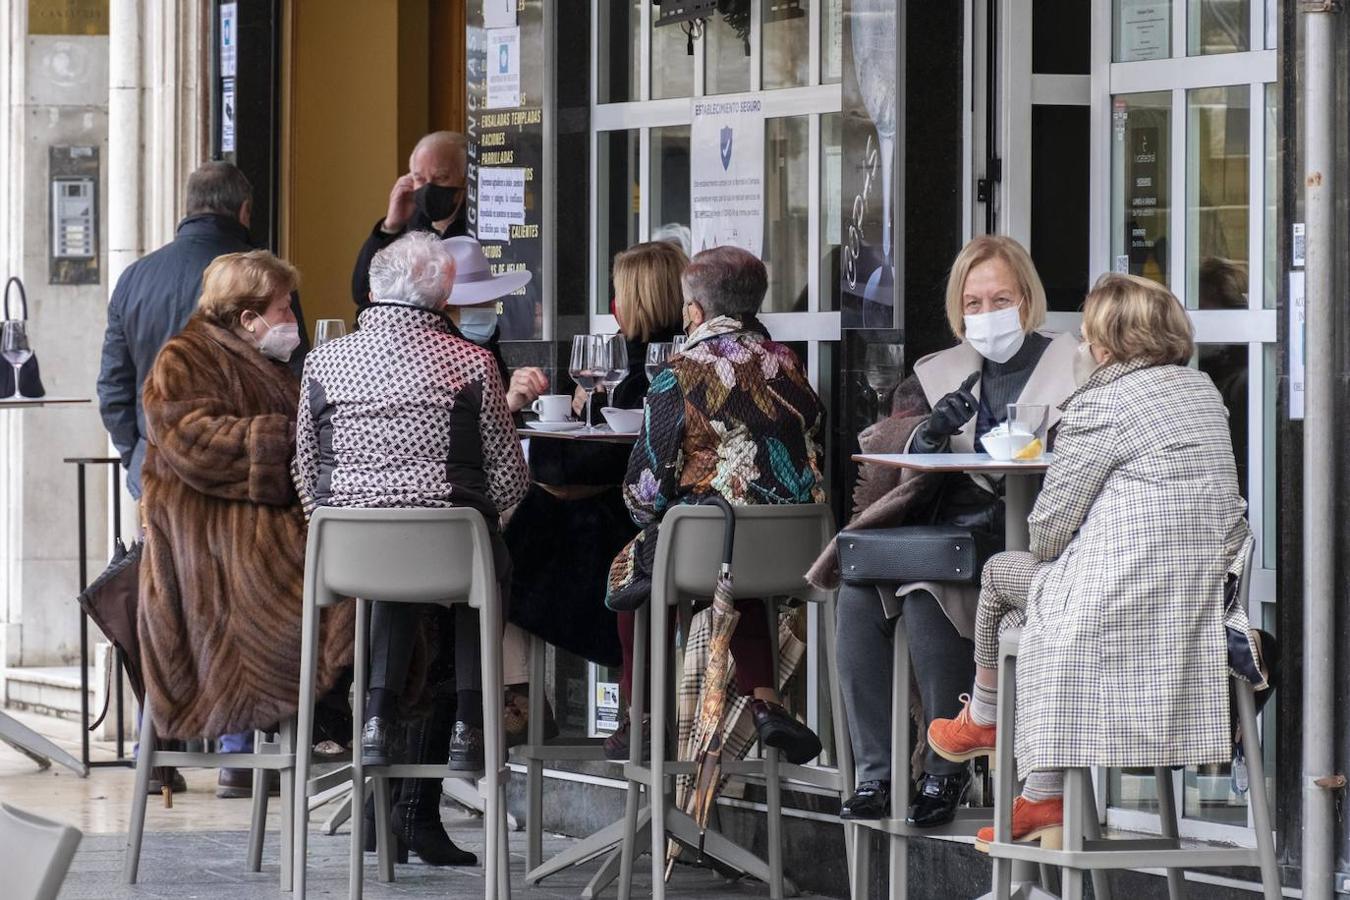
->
[821, 234, 1079, 828]
[928, 273, 1251, 853]
[611, 240, 688, 342]
[197, 250, 301, 330]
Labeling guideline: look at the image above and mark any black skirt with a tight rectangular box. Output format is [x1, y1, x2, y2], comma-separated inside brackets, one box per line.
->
[503, 484, 635, 667]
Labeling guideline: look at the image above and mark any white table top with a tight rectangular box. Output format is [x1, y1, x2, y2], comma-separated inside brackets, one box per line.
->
[0, 397, 90, 410]
[518, 425, 638, 445]
[851, 451, 1053, 475]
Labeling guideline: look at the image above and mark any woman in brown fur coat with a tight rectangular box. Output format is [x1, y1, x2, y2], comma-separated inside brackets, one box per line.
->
[138, 250, 352, 740]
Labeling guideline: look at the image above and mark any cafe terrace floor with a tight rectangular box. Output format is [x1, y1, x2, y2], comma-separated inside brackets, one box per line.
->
[0, 708, 798, 899]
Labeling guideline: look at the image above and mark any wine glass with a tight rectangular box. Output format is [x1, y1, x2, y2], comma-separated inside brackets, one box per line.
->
[569, 334, 607, 431]
[2, 321, 32, 400]
[645, 342, 673, 382]
[863, 343, 902, 419]
[314, 319, 347, 347]
[600, 336, 629, 400]
[671, 335, 687, 354]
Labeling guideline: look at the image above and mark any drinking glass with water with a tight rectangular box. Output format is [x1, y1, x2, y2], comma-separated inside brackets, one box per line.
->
[2, 321, 31, 399]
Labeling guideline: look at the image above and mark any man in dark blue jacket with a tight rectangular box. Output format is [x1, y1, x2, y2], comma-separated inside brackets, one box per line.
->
[98, 161, 308, 501]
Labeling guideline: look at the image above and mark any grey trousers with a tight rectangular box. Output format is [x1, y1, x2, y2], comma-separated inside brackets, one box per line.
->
[369, 602, 483, 696]
[836, 585, 976, 783]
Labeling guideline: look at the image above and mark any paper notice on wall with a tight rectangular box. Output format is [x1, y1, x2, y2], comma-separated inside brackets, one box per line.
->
[690, 98, 765, 256]
[594, 680, 620, 735]
[484, 0, 516, 28]
[1117, 1, 1168, 62]
[478, 167, 526, 242]
[221, 78, 236, 153]
[486, 27, 521, 110]
[1289, 270, 1305, 420]
[220, 3, 238, 77]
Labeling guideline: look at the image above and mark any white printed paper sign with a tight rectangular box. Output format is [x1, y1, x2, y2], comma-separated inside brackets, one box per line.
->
[478, 167, 526, 242]
[486, 28, 521, 110]
[690, 98, 764, 256]
[221, 78, 236, 153]
[484, 0, 516, 29]
[220, 2, 238, 77]
[1289, 270, 1305, 420]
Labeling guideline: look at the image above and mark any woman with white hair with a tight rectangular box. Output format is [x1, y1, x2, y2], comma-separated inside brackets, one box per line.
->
[294, 230, 528, 867]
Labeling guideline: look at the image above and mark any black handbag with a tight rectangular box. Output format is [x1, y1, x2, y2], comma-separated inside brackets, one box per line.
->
[0, 277, 46, 398]
[837, 526, 997, 585]
[76, 538, 145, 727]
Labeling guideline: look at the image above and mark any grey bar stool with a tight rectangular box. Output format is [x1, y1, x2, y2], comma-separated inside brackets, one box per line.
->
[987, 555, 1279, 900]
[833, 610, 992, 900]
[290, 507, 511, 900]
[2, 802, 82, 900]
[123, 695, 295, 887]
[617, 502, 850, 900]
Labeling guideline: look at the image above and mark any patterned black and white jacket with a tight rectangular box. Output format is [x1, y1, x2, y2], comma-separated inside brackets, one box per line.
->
[293, 304, 528, 522]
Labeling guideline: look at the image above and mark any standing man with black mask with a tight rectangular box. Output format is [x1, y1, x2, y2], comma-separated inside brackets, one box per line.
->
[351, 131, 468, 315]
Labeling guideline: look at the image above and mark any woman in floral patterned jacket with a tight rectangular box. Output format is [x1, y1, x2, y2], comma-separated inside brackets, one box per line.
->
[604, 245, 828, 765]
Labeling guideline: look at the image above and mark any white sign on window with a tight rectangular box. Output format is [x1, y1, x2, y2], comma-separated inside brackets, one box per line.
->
[1117, 1, 1169, 62]
[220, 3, 238, 78]
[221, 78, 236, 153]
[486, 27, 521, 110]
[478, 166, 526, 242]
[1289, 270, 1304, 420]
[690, 98, 765, 256]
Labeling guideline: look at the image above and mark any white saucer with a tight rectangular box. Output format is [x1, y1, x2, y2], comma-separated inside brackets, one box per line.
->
[526, 420, 586, 432]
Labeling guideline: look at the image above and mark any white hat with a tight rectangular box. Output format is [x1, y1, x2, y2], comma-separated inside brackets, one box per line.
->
[441, 236, 533, 306]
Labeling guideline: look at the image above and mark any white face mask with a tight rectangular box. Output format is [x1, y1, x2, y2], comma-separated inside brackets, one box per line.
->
[963, 306, 1025, 364]
[247, 313, 301, 362]
[1072, 341, 1101, 387]
[458, 306, 499, 344]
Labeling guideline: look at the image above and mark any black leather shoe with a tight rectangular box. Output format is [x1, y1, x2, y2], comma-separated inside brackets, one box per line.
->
[602, 716, 650, 762]
[750, 699, 823, 765]
[216, 767, 281, 799]
[840, 780, 891, 820]
[446, 722, 484, 771]
[905, 770, 972, 828]
[361, 716, 397, 767]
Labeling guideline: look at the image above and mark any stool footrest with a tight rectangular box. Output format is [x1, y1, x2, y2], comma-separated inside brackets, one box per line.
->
[363, 763, 498, 780]
[987, 841, 1259, 870]
[510, 742, 607, 762]
[150, 751, 296, 769]
[850, 808, 991, 838]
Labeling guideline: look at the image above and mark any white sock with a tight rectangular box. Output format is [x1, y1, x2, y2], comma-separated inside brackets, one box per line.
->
[969, 682, 998, 727]
[1021, 770, 1064, 802]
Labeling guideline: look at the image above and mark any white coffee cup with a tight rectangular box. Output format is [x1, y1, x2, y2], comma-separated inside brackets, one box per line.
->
[530, 394, 573, 422]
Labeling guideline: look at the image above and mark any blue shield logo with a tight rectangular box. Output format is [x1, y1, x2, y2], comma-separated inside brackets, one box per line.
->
[719, 126, 734, 171]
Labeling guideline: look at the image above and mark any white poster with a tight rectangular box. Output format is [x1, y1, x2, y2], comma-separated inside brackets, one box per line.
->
[1117, 1, 1169, 62]
[486, 28, 521, 110]
[1289, 270, 1305, 420]
[690, 98, 765, 256]
[221, 78, 236, 153]
[484, 0, 516, 29]
[219, 2, 238, 78]
[478, 166, 526, 242]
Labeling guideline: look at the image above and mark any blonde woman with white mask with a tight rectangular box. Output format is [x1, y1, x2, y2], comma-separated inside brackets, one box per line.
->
[813, 235, 1078, 830]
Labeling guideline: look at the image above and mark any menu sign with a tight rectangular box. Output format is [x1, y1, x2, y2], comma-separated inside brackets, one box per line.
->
[1124, 125, 1167, 282]
[467, 2, 544, 340]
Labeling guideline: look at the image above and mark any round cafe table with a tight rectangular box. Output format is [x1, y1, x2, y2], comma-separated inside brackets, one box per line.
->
[850, 451, 1057, 900]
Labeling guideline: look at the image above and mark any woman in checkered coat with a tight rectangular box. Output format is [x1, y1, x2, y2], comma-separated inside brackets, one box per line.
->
[928, 274, 1254, 850]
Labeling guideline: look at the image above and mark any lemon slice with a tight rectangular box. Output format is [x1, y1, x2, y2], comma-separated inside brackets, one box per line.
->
[1012, 438, 1043, 461]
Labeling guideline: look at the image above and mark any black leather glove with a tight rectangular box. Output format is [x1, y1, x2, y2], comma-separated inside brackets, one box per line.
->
[925, 372, 980, 439]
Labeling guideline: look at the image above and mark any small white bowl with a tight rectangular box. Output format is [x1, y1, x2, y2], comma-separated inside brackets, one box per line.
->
[601, 407, 643, 434]
[982, 429, 1037, 462]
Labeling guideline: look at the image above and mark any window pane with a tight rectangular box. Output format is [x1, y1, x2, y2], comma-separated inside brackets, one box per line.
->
[1112, 92, 1172, 286]
[598, 130, 640, 313]
[1034, 0, 1090, 73]
[764, 0, 811, 89]
[821, 112, 842, 311]
[1265, 0, 1277, 48]
[1188, 0, 1250, 55]
[599, 2, 641, 103]
[1196, 343, 1249, 500]
[652, 19, 695, 99]
[1183, 764, 1248, 825]
[1263, 343, 1276, 567]
[1264, 83, 1278, 308]
[1031, 105, 1091, 311]
[651, 126, 692, 256]
[1109, 768, 1161, 814]
[1114, 0, 1171, 62]
[706, 10, 752, 95]
[764, 116, 810, 312]
[1188, 85, 1250, 311]
[823, 0, 844, 83]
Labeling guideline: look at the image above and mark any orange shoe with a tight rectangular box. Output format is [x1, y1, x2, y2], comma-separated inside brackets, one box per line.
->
[974, 795, 1064, 852]
[927, 693, 997, 765]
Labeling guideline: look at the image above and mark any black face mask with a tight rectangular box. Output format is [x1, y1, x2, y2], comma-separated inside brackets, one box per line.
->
[413, 183, 461, 222]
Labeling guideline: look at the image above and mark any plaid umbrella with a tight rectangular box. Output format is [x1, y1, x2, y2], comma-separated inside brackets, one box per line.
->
[665, 497, 739, 877]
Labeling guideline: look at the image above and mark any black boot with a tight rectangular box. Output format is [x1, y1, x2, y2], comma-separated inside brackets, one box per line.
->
[393, 693, 477, 867]
[362, 785, 409, 863]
